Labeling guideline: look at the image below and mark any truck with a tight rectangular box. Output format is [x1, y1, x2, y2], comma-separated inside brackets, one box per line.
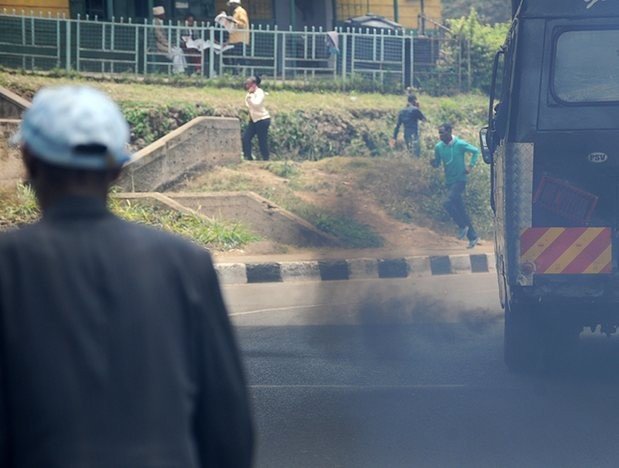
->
[481, 0, 619, 371]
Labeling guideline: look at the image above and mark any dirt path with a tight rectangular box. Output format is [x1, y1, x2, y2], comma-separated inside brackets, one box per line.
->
[186, 160, 488, 258]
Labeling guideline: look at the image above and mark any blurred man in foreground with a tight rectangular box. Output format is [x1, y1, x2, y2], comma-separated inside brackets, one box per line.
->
[0, 86, 254, 468]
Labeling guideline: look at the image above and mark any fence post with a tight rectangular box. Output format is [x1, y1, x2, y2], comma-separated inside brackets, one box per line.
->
[65, 18, 71, 71]
[458, 37, 462, 92]
[282, 30, 287, 82]
[56, 17, 61, 69]
[30, 15, 35, 69]
[410, 32, 415, 90]
[467, 38, 472, 92]
[133, 19, 139, 75]
[76, 14, 80, 72]
[208, 25, 214, 78]
[400, 30, 405, 89]
[350, 29, 355, 78]
[341, 29, 347, 83]
[273, 25, 278, 81]
[21, 15, 26, 69]
[143, 19, 148, 75]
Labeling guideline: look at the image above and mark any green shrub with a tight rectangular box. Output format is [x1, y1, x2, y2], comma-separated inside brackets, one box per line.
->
[265, 161, 300, 179]
[111, 199, 259, 251]
[448, 10, 510, 93]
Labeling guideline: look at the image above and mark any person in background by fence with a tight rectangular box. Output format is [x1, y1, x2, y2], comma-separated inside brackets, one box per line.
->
[180, 13, 202, 75]
[225, 0, 250, 48]
[215, 0, 250, 72]
[325, 31, 340, 70]
[243, 75, 271, 161]
[0, 85, 254, 468]
[431, 123, 480, 249]
[390, 94, 426, 157]
[153, 6, 186, 74]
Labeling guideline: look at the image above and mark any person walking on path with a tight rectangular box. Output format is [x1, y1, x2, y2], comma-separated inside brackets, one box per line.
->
[0, 86, 254, 468]
[391, 94, 426, 157]
[243, 75, 271, 161]
[431, 123, 481, 249]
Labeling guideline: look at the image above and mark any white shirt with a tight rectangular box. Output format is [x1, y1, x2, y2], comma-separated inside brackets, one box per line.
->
[245, 88, 270, 123]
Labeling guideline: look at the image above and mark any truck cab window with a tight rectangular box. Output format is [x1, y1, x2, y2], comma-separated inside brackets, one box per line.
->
[554, 29, 619, 103]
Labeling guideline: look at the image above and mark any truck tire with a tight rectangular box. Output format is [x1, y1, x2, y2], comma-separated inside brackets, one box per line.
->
[504, 301, 542, 372]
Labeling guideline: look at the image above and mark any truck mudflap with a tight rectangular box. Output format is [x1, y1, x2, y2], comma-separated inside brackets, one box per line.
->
[519, 227, 612, 284]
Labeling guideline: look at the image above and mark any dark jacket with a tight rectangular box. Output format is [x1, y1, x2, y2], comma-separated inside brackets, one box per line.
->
[393, 105, 426, 139]
[0, 197, 253, 468]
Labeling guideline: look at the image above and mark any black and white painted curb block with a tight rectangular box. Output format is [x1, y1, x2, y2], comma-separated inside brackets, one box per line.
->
[215, 253, 496, 285]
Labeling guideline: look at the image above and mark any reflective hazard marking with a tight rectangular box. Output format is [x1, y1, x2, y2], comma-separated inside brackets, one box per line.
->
[520, 228, 612, 275]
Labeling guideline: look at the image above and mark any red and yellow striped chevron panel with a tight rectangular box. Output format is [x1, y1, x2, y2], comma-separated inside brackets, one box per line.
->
[520, 228, 612, 275]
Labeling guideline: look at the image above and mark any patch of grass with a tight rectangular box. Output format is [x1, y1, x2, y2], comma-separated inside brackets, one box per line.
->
[0, 69, 488, 161]
[189, 167, 383, 248]
[0, 185, 258, 251]
[111, 199, 259, 251]
[355, 157, 493, 238]
[0, 184, 39, 230]
[257, 191, 383, 248]
[303, 209, 383, 249]
[264, 161, 300, 179]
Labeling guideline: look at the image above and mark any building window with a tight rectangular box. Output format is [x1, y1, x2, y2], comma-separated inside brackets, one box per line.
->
[86, 0, 106, 17]
[336, 0, 370, 20]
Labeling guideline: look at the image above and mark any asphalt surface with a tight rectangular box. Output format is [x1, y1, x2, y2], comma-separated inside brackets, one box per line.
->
[223, 275, 619, 468]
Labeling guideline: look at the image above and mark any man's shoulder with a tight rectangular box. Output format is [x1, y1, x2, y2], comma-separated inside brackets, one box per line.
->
[434, 141, 444, 150]
[455, 137, 478, 151]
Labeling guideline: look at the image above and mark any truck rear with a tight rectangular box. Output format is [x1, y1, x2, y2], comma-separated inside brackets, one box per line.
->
[483, 0, 619, 370]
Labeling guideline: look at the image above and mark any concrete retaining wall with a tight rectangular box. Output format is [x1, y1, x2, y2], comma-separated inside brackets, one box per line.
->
[116, 192, 338, 248]
[0, 87, 30, 119]
[0, 119, 23, 188]
[116, 117, 241, 193]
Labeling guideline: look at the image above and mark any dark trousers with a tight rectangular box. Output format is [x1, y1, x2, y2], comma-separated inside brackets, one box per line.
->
[243, 118, 271, 160]
[404, 128, 421, 157]
[444, 181, 477, 240]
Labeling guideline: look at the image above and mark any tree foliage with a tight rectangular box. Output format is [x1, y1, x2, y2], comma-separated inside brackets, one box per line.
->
[424, 10, 509, 95]
[442, 0, 512, 24]
[448, 11, 510, 93]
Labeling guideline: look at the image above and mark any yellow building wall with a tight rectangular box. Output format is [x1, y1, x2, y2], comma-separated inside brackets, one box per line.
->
[337, 0, 442, 29]
[0, 0, 69, 15]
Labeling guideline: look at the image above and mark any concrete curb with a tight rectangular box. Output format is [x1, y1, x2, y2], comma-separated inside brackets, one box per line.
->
[215, 253, 496, 284]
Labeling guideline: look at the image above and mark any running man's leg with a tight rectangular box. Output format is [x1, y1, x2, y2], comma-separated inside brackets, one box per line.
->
[443, 181, 468, 228]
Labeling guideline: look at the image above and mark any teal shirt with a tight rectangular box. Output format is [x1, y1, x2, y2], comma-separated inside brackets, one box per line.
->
[433, 137, 480, 186]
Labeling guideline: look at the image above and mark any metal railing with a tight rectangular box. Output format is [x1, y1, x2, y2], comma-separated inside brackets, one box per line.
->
[0, 11, 471, 93]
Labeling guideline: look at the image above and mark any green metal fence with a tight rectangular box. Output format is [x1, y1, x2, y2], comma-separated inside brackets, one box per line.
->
[0, 11, 471, 92]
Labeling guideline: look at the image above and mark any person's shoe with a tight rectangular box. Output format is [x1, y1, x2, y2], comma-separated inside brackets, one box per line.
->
[457, 226, 469, 240]
[467, 237, 480, 249]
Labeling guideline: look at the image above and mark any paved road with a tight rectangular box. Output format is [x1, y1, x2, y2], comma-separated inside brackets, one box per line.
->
[223, 275, 619, 468]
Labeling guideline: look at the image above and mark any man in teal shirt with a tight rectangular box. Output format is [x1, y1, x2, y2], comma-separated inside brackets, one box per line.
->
[432, 123, 480, 248]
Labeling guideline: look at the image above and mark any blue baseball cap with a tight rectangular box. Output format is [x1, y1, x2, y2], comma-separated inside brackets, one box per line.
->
[12, 86, 131, 170]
